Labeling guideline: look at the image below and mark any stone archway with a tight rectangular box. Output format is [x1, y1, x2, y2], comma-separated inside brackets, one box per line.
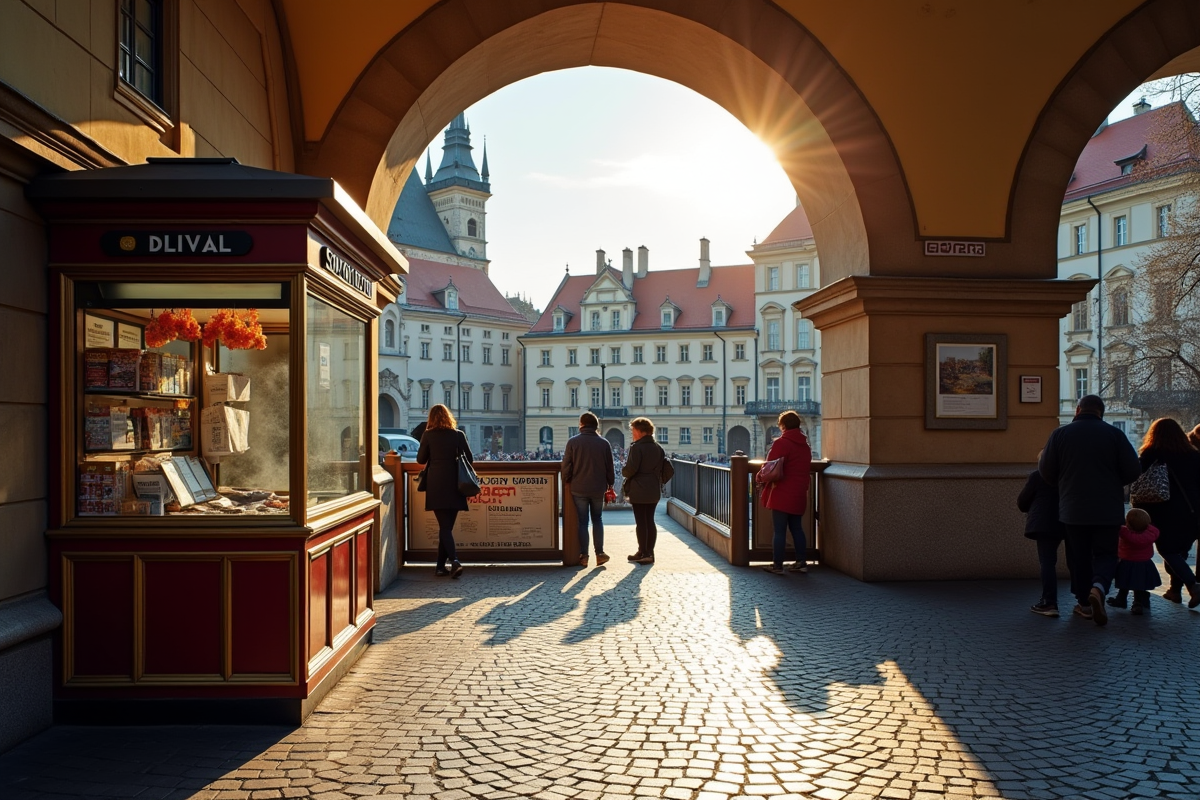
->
[727, 425, 750, 456]
[604, 427, 625, 450]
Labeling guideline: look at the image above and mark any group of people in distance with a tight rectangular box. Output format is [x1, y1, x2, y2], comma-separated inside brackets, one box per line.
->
[1020, 394, 1200, 625]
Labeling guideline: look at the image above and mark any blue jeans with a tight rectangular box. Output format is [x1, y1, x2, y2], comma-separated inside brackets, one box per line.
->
[772, 509, 806, 567]
[572, 493, 605, 556]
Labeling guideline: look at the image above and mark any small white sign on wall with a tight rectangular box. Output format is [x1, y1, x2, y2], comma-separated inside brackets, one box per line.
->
[1020, 375, 1042, 403]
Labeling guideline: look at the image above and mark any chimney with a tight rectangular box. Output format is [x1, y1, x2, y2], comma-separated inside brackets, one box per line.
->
[622, 248, 633, 289]
[637, 245, 648, 277]
[697, 237, 711, 287]
[596, 248, 606, 275]
[1133, 97, 1151, 115]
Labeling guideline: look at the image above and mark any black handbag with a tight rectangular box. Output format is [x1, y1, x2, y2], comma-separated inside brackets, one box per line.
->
[457, 454, 481, 497]
[415, 467, 427, 492]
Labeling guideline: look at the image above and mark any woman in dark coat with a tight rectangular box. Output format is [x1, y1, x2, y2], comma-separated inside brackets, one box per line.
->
[760, 411, 813, 574]
[1132, 417, 1200, 608]
[416, 404, 472, 577]
[1017, 451, 1068, 616]
[621, 416, 668, 565]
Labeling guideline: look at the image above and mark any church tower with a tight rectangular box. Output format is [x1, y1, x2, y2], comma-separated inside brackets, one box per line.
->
[426, 113, 490, 265]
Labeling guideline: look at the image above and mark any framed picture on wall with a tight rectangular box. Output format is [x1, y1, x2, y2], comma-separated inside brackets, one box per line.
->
[925, 333, 1008, 430]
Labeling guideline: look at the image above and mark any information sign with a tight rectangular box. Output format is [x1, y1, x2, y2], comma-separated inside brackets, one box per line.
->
[408, 471, 558, 551]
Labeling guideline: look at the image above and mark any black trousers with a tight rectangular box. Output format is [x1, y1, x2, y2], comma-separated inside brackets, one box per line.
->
[433, 508, 459, 568]
[1065, 523, 1119, 605]
[632, 503, 657, 556]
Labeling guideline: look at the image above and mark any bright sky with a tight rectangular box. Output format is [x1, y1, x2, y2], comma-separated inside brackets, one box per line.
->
[447, 67, 796, 311]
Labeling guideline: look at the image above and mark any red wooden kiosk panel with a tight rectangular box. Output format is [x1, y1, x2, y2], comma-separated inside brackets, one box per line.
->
[355, 530, 370, 616]
[69, 558, 135, 678]
[331, 539, 352, 636]
[309, 552, 329, 657]
[231, 559, 293, 676]
[143, 559, 223, 677]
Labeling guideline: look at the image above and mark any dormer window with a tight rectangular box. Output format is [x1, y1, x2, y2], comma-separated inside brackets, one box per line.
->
[713, 307, 725, 327]
[553, 313, 565, 331]
[446, 288, 458, 310]
[661, 309, 673, 328]
[591, 311, 601, 331]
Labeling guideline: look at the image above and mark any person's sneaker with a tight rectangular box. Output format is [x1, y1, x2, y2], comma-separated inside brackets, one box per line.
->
[578, 555, 589, 567]
[1088, 587, 1108, 626]
[1073, 604, 1093, 620]
[1163, 586, 1183, 603]
[788, 561, 808, 573]
[627, 552, 643, 562]
[1106, 594, 1127, 609]
[450, 561, 464, 579]
[595, 553, 611, 566]
[1030, 601, 1059, 617]
[434, 567, 450, 577]
[762, 564, 784, 575]
[635, 555, 655, 564]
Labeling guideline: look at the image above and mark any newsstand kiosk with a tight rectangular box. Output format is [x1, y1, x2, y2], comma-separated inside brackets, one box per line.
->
[29, 158, 405, 722]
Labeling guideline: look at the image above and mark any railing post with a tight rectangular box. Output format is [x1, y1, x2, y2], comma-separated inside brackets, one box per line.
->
[729, 453, 749, 566]
[384, 451, 406, 568]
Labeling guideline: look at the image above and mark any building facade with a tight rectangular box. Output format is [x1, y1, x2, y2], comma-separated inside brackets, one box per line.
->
[383, 116, 528, 453]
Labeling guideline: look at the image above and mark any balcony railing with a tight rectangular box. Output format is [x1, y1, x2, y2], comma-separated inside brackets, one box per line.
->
[744, 399, 821, 417]
[589, 406, 630, 418]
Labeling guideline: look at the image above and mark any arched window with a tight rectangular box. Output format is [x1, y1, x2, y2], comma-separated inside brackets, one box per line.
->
[467, 218, 478, 237]
[384, 319, 395, 348]
[539, 426, 553, 448]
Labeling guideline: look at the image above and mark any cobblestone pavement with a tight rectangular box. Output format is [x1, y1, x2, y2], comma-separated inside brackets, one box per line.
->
[3, 506, 1200, 800]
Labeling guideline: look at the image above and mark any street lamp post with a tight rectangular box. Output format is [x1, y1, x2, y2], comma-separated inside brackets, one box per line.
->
[599, 362, 606, 420]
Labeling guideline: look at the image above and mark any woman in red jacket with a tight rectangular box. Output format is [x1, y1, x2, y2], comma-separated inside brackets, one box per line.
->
[761, 410, 813, 574]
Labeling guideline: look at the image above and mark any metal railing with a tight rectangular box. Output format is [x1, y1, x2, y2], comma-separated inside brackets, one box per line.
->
[744, 399, 821, 416]
[670, 459, 697, 508]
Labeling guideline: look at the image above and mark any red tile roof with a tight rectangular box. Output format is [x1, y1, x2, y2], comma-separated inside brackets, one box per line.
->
[402, 257, 531, 324]
[761, 201, 813, 245]
[529, 264, 756, 334]
[1065, 102, 1196, 202]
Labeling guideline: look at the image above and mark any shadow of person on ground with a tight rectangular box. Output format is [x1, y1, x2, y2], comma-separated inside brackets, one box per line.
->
[562, 563, 649, 645]
[475, 568, 602, 646]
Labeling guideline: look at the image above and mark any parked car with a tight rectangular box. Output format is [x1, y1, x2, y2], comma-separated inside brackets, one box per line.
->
[379, 433, 420, 462]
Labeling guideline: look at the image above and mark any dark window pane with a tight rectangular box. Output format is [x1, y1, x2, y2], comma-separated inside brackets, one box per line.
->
[137, 0, 154, 25]
[135, 27, 152, 62]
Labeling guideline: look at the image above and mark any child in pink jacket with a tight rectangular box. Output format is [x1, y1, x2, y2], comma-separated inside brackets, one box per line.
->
[1112, 508, 1161, 616]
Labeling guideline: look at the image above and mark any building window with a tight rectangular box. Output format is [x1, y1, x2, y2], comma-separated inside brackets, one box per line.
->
[502, 392, 510, 411]
[421, 324, 430, 333]
[796, 263, 811, 288]
[483, 330, 491, 339]
[766, 376, 780, 401]
[702, 344, 714, 361]
[1074, 368, 1088, 400]
[633, 345, 644, 364]
[1112, 364, 1129, 400]
[795, 319, 812, 350]
[768, 266, 780, 291]
[1158, 204, 1172, 237]
[612, 310, 621, 329]
[483, 391, 491, 411]
[420, 342, 430, 360]
[767, 320, 781, 351]
[482, 346, 492, 364]
[655, 345, 667, 363]
[541, 349, 551, 366]
[446, 289, 458, 310]
[735, 343, 746, 360]
[713, 307, 725, 327]
[467, 218, 477, 237]
[502, 332, 510, 340]
[703, 427, 714, 444]
[610, 346, 621, 364]
[568, 348, 577, 365]
[118, 0, 164, 106]
[681, 385, 692, 406]
[703, 385, 714, 406]
[1075, 224, 1087, 255]
[1114, 215, 1127, 247]
[591, 387, 602, 407]
[679, 427, 692, 445]
[1110, 287, 1130, 326]
[444, 326, 453, 335]
[384, 319, 395, 348]
[633, 386, 644, 406]
[540, 426, 552, 446]
[443, 343, 453, 360]
[797, 376, 812, 402]
[461, 344, 470, 362]
[541, 388, 551, 408]
[590, 348, 601, 365]
[661, 309, 673, 328]
[591, 311, 601, 331]
[679, 344, 690, 362]
[736, 385, 746, 405]
[658, 385, 670, 406]
[461, 389, 470, 410]
[421, 388, 430, 408]
[1113, 420, 1127, 433]
[553, 314, 565, 331]
[1072, 300, 1089, 331]
[568, 426, 578, 438]
[611, 387, 621, 407]
[501, 348, 510, 366]
[462, 328, 471, 337]
[659, 427, 668, 444]
[444, 390, 452, 406]
[569, 387, 579, 408]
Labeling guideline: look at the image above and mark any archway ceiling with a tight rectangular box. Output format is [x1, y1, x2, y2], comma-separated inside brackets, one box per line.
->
[278, 0, 1190, 241]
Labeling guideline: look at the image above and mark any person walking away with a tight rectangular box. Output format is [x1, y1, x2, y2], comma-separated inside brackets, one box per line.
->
[760, 410, 813, 575]
[622, 417, 669, 564]
[1108, 508, 1161, 616]
[561, 412, 616, 567]
[1017, 451, 1068, 616]
[1131, 417, 1200, 609]
[1039, 395, 1141, 626]
[416, 404, 471, 578]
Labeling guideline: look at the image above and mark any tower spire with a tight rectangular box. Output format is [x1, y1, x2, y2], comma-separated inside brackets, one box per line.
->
[481, 137, 489, 182]
[424, 149, 433, 182]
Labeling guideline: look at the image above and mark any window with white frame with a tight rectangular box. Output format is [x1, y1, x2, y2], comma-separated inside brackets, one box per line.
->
[1075, 224, 1087, 255]
[443, 343, 453, 360]
[553, 313, 565, 331]
[591, 387, 602, 407]
[703, 427, 714, 444]
[482, 345, 492, 364]
[795, 319, 812, 350]
[611, 310, 621, 329]
[767, 320, 781, 350]
[501, 348, 510, 366]
[502, 392, 510, 411]
[502, 332, 510, 340]
[703, 385, 714, 406]
[483, 391, 491, 411]
[610, 346, 621, 364]
[541, 387, 551, 407]
[736, 385, 746, 405]
[444, 326, 453, 335]
[421, 388, 430, 408]
[735, 343, 746, 360]
[444, 390, 452, 406]
[462, 328, 471, 337]
[766, 376, 781, 401]
[702, 343, 713, 361]
[659, 427, 668, 444]
[796, 262, 811, 288]
[655, 345, 667, 363]
[679, 344, 690, 362]
[681, 385, 691, 406]
[568, 348, 577, 365]
[633, 385, 644, 406]
[483, 330, 491, 338]
[461, 344, 470, 361]
[591, 311, 601, 331]
[661, 309, 673, 328]
[420, 341, 430, 359]
[797, 375, 812, 402]
[1110, 286, 1130, 326]
[1074, 368, 1088, 400]
[713, 307, 725, 326]
[658, 385, 669, 405]
[1114, 215, 1127, 247]
[541, 349, 551, 366]
[590, 348, 600, 365]
[460, 389, 470, 410]
[446, 288, 458, 310]
[768, 266, 780, 290]
[679, 427, 692, 444]
[611, 387, 621, 407]
[1072, 300, 1089, 331]
[633, 345, 644, 363]
[385, 319, 395, 348]
[1158, 204, 1172, 237]
[569, 387, 579, 407]
[421, 324, 430, 333]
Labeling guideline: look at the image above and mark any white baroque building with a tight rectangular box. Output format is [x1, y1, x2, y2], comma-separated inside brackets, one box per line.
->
[380, 115, 530, 454]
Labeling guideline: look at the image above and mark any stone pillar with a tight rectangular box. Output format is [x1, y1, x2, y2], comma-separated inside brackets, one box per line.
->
[796, 276, 1092, 580]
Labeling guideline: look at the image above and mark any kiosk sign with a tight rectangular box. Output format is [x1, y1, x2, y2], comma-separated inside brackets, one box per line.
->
[408, 472, 557, 551]
[319, 246, 374, 299]
[101, 230, 253, 256]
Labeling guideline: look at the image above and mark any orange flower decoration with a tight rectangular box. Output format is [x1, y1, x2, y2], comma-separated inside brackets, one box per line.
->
[145, 309, 202, 348]
[202, 309, 267, 350]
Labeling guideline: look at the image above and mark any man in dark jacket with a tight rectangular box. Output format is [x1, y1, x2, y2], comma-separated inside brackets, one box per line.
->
[561, 412, 615, 567]
[1039, 395, 1141, 626]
